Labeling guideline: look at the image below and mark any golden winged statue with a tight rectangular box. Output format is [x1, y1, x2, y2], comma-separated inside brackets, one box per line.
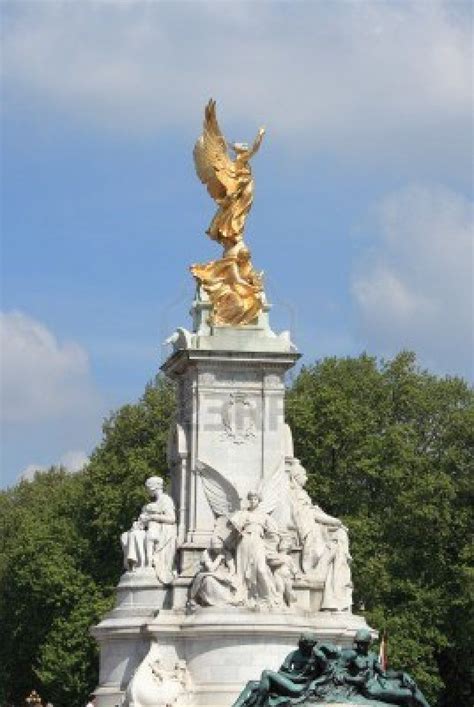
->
[190, 100, 266, 326]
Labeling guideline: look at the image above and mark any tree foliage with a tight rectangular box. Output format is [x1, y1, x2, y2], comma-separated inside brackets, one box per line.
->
[0, 377, 175, 707]
[1, 355, 472, 706]
[286, 352, 474, 704]
[0, 469, 110, 707]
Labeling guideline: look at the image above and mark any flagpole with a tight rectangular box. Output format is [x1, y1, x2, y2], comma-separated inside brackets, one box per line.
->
[378, 630, 388, 671]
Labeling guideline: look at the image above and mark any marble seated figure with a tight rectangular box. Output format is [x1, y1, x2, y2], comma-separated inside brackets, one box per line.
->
[189, 536, 243, 607]
[289, 460, 353, 611]
[121, 476, 177, 584]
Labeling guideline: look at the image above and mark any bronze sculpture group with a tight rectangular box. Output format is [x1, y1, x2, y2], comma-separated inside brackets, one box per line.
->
[233, 630, 430, 707]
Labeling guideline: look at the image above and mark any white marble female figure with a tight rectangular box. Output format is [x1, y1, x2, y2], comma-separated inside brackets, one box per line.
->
[289, 461, 353, 611]
[319, 524, 353, 611]
[229, 491, 280, 606]
[190, 536, 242, 607]
[121, 476, 177, 584]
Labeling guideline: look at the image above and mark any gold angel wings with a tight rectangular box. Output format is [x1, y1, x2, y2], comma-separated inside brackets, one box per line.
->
[193, 99, 265, 246]
[190, 100, 266, 326]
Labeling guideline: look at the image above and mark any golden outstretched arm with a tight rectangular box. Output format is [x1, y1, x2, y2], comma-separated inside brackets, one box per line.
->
[191, 100, 266, 327]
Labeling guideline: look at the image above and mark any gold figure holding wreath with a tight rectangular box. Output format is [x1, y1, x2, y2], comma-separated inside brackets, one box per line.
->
[191, 100, 265, 326]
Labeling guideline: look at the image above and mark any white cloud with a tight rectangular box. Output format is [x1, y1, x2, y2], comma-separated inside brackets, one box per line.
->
[2, 1, 471, 168]
[19, 449, 89, 482]
[59, 449, 89, 472]
[352, 184, 473, 378]
[19, 463, 47, 482]
[0, 311, 101, 422]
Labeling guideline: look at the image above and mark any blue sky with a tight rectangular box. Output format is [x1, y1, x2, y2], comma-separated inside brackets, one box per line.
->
[1, 1, 472, 488]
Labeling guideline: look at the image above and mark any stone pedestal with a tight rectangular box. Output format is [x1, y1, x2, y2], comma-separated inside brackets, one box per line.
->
[92, 291, 372, 707]
[163, 300, 299, 556]
[93, 606, 369, 707]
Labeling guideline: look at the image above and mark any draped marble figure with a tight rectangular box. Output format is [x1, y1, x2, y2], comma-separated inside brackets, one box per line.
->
[289, 461, 353, 611]
[191, 100, 266, 326]
[265, 535, 299, 606]
[189, 537, 242, 607]
[195, 461, 293, 607]
[229, 491, 281, 607]
[121, 476, 177, 584]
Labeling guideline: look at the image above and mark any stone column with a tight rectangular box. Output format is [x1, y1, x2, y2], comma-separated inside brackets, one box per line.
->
[161, 297, 299, 583]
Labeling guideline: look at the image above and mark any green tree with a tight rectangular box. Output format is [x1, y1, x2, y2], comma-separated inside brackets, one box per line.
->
[0, 469, 110, 706]
[286, 352, 474, 705]
[0, 376, 175, 707]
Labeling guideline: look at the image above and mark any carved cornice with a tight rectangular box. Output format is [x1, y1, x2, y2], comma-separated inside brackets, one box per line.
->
[161, 348, 300, 379]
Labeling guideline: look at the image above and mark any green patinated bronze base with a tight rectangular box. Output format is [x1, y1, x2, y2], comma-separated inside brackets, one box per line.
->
[310, 702, 394, 706]
[298, 699, 403, 706]
[305, 703, 396, 706]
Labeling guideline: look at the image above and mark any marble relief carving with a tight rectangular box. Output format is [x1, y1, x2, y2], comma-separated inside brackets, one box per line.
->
[221, 392, 257, 444]
[264, 373, 282, 388]
[122, 642, 189, 707]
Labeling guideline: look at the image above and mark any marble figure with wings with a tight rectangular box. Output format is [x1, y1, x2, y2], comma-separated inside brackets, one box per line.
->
[196, 460, 287, 606]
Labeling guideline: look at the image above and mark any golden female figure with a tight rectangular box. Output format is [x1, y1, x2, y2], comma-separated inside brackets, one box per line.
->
[191, 100, 266, 326]
[193, 99, 265, 246]
[191, 243, 263, 326]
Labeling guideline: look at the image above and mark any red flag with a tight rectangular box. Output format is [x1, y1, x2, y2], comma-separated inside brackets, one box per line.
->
[378, 631, 388, 671]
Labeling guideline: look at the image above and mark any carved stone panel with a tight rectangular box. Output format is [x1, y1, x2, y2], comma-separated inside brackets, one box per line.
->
[221, 393, 258, 445]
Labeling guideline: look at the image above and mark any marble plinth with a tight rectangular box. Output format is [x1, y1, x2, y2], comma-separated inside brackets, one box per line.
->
[92, 606, 371, 707]
[115, 570, 173, 612]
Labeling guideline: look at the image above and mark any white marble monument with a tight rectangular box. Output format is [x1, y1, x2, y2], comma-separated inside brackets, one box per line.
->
[91, 292, 371, 707]
[91, 100, 372, 707]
